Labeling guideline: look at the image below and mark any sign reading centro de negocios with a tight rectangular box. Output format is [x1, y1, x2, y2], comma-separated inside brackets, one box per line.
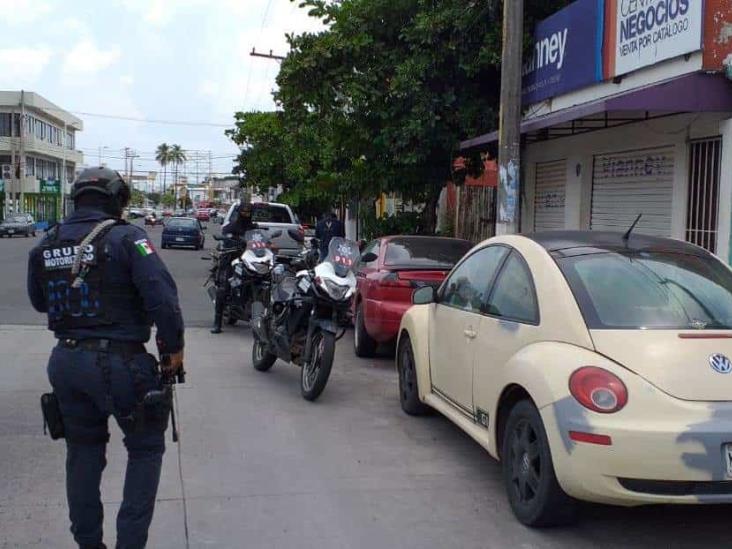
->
[522, 0, 604, 105]
[609, 0, 704, 76]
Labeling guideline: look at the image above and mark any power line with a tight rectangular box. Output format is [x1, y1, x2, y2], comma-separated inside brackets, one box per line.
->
[33, 106, 233, 127]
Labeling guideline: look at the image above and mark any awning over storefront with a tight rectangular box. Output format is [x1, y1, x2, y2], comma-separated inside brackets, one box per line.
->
[460, 73, 732, 150]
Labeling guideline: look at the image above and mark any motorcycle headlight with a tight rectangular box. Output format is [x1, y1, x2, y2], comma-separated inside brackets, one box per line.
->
[319, 277, 350, 301]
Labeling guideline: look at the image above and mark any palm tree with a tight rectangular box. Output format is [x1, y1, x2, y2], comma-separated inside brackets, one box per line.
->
[155, 143, 171, 193]
[169, 144, 187, 207]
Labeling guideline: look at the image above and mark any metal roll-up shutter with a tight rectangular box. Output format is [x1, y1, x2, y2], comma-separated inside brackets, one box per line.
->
[591, 146, 675, 237]
[533, 159, 566, 231]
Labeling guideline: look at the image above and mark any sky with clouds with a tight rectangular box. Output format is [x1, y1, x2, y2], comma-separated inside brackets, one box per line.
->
[0, 0, 325, 183]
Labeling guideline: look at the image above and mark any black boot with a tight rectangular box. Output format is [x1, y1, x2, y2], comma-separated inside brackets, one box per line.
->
[211, 316, 223, 334]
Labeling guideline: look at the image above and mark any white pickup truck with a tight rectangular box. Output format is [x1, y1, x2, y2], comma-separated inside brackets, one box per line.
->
[222, 201, 304, 259]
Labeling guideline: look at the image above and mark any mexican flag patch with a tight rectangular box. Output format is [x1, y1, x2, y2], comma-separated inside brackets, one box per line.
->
[134, 238, 156, 257]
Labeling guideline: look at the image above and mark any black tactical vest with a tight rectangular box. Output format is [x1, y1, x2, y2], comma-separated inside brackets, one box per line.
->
[37, 222, 148, 331]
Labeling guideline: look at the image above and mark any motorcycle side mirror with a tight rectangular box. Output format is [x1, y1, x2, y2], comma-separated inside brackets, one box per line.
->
[271, 230, 283, 238]
[360, 252, 378, 263]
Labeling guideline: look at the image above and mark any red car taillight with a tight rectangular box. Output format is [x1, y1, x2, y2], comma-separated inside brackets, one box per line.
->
[377, 272, 411, 288]
[569, 367, 628, 413]
[298, 225, 305, 239]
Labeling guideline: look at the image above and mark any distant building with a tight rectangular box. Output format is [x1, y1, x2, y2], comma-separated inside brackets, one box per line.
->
[0, 91, 83, 223]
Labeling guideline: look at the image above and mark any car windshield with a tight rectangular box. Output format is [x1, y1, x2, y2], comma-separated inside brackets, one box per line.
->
[251, 205, 292, 224]
[166, 218, 197, 229]
[384, 237, 473, 269]
[558, 251, 732, 330]
[6, 216, 27, 224]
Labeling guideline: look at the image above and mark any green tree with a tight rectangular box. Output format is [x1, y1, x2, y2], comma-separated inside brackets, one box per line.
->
[160, 191, 176, 208]
[147, 192, 161, 206]
[155, 143, 171, 194]
[130, 188, 146, 207]
[169, 144, 186, 205]
[230, 0, 571, 231]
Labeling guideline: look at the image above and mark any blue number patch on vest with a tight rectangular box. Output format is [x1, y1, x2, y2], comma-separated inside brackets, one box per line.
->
[47, 280, 101, 320]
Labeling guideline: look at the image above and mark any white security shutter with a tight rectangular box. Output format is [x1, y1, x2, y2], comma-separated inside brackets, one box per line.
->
[591, 146, 675, 237]
[533, 160, 566, 231]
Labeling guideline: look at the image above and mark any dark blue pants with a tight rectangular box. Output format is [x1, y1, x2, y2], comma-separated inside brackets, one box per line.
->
[47, 346, 167, 549]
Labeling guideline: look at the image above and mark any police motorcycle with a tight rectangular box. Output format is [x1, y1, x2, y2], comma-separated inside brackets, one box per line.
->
[251, 237, 359, 401]
[204, 229, 282, 325]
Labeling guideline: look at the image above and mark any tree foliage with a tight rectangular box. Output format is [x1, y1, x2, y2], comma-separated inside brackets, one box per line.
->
[228, 0, 572, 229]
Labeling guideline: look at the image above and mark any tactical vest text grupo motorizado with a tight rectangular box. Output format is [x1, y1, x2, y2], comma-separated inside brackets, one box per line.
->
[37, 222, 148, 331]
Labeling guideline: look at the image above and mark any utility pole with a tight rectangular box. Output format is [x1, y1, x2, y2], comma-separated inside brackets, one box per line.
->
[495, 0, 524, 236]
[19, 90, 26, 215]
[250, 48, 285, 61]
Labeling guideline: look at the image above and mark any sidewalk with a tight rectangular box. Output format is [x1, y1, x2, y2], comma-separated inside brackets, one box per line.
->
[1, 325, 515, 549]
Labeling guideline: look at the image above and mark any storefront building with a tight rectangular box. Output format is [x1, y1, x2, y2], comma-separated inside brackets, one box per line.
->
[461, 0, 732, 260]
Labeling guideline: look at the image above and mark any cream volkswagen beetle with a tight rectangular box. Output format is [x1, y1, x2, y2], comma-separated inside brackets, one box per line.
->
[397, 230, 732, 526]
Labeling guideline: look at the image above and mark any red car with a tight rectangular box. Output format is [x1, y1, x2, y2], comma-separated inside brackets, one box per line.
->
[353, 235, 473, 357]
[196, 208, 210, 222]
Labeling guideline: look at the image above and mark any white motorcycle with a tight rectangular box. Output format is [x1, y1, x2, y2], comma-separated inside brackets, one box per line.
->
[252, 237, 359, 401]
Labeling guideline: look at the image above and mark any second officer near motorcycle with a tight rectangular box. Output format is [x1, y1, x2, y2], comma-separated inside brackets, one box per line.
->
[27, 167, 185, 549]
[211, 200, 257, 333]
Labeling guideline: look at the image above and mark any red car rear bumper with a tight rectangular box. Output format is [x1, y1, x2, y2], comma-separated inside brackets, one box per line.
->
[364, 298, 411, 343]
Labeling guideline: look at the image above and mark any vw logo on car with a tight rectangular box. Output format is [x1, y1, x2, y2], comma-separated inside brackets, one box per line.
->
[709, 354, 732, 374]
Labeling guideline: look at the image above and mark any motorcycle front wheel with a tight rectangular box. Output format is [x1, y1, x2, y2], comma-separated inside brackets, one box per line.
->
[301, 330, 335, 401]
[252, 333, 277, 372]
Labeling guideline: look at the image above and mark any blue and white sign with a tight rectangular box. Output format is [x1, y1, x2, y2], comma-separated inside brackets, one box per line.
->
[522, 0, 605, 105]
[613, 0, 703, 76]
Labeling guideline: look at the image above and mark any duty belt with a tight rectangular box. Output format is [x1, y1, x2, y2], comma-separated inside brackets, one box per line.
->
[57, 338, 146, 356]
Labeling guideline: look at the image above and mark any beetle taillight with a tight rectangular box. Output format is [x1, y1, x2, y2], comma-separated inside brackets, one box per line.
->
[569, 367, 628, 413]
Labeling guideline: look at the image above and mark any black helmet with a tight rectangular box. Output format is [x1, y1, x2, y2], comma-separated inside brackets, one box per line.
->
[71, 167, 130, 209]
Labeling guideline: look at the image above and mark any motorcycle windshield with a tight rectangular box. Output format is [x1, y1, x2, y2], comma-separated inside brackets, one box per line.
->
[245, 229, 269, 258]
[324, 237, 360, 278]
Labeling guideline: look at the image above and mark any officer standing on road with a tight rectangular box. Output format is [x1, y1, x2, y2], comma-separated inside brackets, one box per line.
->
[27, 167, 185, 549]
[211, 200, 257, 334]
[315, 211, 345, 260]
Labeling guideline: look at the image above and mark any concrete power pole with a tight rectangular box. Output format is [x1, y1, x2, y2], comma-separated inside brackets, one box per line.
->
[19, 90, 26, 214]
[495, 0, 524, 236]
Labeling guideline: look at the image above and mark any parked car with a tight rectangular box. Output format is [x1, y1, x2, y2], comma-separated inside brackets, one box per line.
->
[196, 208, 210, 222]
[223, 201, 303, 259]
[398, 230, 732, 526]
[161, 217, 206, 250]
[162, 209, 174, 217]
[126, 208, 146, 219]
[144, 213, 164, 226]
[353, 235, 473, 357]
[0, 214, 36, 238]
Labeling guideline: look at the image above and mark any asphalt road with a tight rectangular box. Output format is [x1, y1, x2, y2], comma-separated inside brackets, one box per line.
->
[0, 218, 216, 327]
[3, 218, 732, 547]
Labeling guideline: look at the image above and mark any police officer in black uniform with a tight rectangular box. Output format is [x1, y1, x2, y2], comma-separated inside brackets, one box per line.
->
[211, 201, 257, 333]
[27, 167, 185, 549]
[315, 211, 345, 260]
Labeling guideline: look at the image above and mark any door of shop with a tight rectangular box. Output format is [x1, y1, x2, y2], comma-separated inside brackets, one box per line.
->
[533, 159, 566, 231]
[686, 137, 722, 253]
[591, 146, 675, 237]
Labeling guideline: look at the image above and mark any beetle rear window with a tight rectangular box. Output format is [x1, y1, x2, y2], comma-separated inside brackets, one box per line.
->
[558, 251, 732, 330]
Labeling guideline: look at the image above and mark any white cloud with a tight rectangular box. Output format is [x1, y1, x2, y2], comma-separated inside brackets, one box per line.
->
[62, 39, 121, 76]
[120, 74, 135, 86]
[0, 0, 53, 24]
[0, 47, 53, 87]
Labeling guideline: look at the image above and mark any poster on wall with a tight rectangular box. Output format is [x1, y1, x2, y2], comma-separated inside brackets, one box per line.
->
[522, 0, 604, 104]
[607, 0, 704, 77]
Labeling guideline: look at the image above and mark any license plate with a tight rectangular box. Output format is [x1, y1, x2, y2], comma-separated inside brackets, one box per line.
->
[725, 444, 732, 477]
[297, 277, 311, 293]
[7, 230, 14, 234]
[175, 237, 185, 242]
